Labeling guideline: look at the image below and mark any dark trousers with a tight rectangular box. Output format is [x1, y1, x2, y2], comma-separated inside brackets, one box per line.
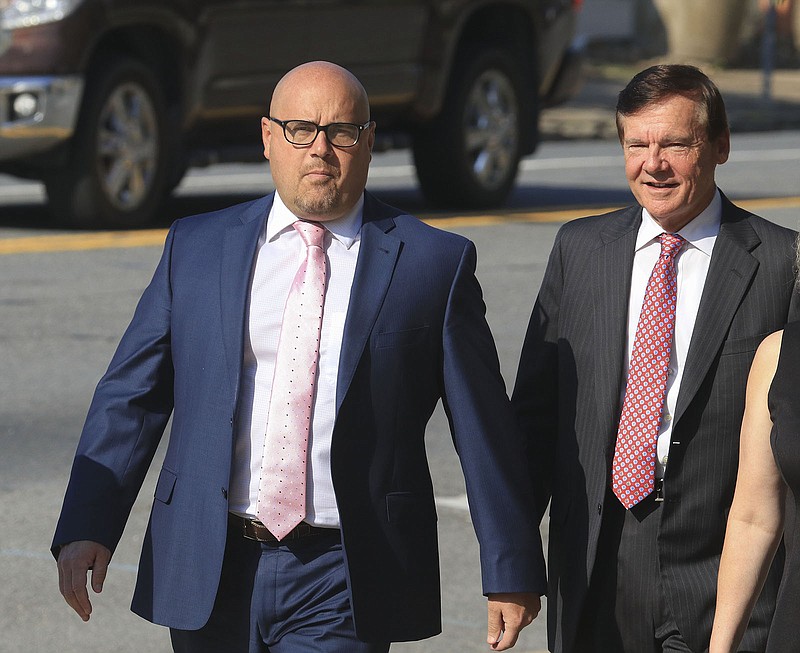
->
[170, 522, 390, 653]
[574, 489, 692, 653]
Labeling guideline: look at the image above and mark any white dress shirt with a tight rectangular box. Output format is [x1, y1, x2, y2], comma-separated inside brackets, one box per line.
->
[624, 190, 722, 478]
[229, 192, 363, 526]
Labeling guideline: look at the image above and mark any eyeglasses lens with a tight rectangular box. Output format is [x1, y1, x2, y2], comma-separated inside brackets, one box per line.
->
[284, 121, 359, 147]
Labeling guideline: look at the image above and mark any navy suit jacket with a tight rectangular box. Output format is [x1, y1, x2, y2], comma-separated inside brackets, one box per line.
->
[513, 193, 799, 653]
[53, 191, 546, 642]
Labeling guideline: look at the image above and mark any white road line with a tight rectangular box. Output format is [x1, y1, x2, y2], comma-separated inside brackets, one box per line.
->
[0, 184, 46, 198]
[368, 164, 415, 178]
[1, 148, 798, 199]
[520, 155, 620, 170]
[176, 172, 268, 190]
[728, 149, 800, 162]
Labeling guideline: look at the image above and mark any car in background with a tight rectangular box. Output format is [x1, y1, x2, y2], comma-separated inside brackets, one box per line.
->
[0, 0, 583, 228]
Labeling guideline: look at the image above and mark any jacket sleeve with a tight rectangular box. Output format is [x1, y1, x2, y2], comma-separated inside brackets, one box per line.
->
[511, 226, 566, 525]
[52, 224, 178, 557]
[441, 239, 547, 596]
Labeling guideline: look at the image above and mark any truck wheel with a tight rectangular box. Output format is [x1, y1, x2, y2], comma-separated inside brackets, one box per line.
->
[45, 56, 170, 228]
[412, 48, 528, 209]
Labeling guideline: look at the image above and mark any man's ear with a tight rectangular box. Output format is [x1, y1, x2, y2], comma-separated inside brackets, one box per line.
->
[261, 117, 272, 161]
[366, 122, 376, 161]
[368, 122, 376, 153]
[716, 129, 731, 165]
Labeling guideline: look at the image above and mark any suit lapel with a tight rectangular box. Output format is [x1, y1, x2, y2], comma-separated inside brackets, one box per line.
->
[593, 207, 641, 440]
[220, 196, 271, 396]
[336, 195, 401, 409]
[674, 197, 760, 424]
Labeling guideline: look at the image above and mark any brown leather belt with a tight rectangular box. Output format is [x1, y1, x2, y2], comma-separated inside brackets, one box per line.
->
[228, 513, 337, 543]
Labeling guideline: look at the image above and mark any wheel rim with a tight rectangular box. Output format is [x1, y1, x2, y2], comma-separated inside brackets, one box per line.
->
[95, 82, 159, 212]
[463, 69, 519, 191]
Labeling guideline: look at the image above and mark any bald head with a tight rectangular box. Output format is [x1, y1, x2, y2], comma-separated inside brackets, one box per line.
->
[262, 61, 375, 222]
[270, 61, 370, 124]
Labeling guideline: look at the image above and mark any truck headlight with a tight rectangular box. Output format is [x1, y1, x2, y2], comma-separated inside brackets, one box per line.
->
[1, 0, 83, 30]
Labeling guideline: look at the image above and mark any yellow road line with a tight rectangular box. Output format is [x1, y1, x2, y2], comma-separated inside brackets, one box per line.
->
[423, 206, 613, 228]
[2, 197, 800, 255]
[739, 196, 800, 211]
[0, 229, 168, 255]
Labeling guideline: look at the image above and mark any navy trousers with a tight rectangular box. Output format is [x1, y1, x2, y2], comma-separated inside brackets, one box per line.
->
[170, 522, 390, 653]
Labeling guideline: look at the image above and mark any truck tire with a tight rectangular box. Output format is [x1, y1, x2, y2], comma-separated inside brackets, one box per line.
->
[45, 55, 171, 228]
[412, 48, 528, 209]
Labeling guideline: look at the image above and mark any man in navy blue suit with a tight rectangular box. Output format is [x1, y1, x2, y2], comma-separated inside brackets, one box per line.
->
[53, 61, 546, 652]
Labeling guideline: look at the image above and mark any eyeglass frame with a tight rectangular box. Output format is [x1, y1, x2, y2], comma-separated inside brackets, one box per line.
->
[267, 116, 374, 148]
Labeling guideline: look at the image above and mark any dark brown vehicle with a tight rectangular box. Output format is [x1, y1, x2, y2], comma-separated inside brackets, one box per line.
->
[0, 0, 582, 227]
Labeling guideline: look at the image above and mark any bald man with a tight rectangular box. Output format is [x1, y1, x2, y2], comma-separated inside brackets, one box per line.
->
[53, 61, 546, 653]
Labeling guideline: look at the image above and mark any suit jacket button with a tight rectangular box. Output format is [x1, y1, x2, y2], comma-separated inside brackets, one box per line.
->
[221, 487, 228, 499]
[597, 502, 602, 515]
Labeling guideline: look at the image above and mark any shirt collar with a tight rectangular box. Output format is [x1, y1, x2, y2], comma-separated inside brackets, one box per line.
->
[636, 189, 721, 257]
[266, 191, 364, 249]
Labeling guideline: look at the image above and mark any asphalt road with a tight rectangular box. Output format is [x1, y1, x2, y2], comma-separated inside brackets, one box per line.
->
[2, 132, 799, 653]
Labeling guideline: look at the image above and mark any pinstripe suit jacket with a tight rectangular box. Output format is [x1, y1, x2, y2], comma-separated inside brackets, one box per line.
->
[512, 192, 800, 653]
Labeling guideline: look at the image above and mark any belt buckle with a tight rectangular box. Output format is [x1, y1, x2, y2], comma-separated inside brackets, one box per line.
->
[230, 514, 276, 543]
[654, 478, 664, 503]
[239, 516, 262, 542]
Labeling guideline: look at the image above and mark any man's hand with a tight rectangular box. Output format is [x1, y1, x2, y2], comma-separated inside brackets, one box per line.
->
[57, 540, 112, 621]
[486, 592, 541, 650]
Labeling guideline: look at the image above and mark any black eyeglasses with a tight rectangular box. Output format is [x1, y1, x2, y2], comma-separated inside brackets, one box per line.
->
[268, 117, 373, 148]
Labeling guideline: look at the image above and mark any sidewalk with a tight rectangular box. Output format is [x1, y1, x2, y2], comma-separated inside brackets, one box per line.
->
[540, 61, 800, 141]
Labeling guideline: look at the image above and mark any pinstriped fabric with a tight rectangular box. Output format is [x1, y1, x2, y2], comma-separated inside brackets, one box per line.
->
[513, 196, 800, 653]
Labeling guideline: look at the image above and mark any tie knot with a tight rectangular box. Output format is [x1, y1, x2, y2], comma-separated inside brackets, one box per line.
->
[659, 233, 684, 259]
[294, 220, 326, 249]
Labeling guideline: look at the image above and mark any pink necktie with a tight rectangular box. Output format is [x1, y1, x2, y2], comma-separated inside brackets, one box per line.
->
[256, 220, 328, 540]
[612, 233, 684, 509]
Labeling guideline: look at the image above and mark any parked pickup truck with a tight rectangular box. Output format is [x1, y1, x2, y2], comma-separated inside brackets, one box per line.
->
[0, 0, 582, 227]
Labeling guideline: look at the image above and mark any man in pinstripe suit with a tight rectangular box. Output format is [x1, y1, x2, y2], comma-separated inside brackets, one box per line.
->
[512, 64, 800, 652]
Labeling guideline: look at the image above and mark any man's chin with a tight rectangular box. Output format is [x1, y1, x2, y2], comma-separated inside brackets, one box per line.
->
[294, 195, 340, 221]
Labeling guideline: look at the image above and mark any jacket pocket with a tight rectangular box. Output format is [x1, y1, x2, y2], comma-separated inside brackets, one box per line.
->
[154, 467, 177, 504]
[385, 491, 437, 527]
[720, 332, 769, 356]
[374, 325, 430, 349]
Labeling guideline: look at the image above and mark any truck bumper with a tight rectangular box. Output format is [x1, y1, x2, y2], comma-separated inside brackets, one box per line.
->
[0, 75, 83, 161]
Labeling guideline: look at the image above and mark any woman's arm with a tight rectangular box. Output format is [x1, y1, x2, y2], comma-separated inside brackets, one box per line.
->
[709, 331, 787, 652]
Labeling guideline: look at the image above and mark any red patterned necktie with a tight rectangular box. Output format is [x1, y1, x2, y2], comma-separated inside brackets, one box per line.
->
[612, 232, 685, 509]
[256, 220, 328, 540]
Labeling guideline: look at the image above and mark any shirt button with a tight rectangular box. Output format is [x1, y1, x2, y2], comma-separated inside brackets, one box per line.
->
[661, 455, 669, 466]
[663, 413, 672, 423]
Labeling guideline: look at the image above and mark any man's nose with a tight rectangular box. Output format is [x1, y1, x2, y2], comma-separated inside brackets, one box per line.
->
[309, 129, 334, 155]
[644, 145, 668, 173]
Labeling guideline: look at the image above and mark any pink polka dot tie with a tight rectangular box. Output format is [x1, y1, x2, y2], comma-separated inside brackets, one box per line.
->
[256, 220, 327, 540]
[612, 233, 684, 510]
